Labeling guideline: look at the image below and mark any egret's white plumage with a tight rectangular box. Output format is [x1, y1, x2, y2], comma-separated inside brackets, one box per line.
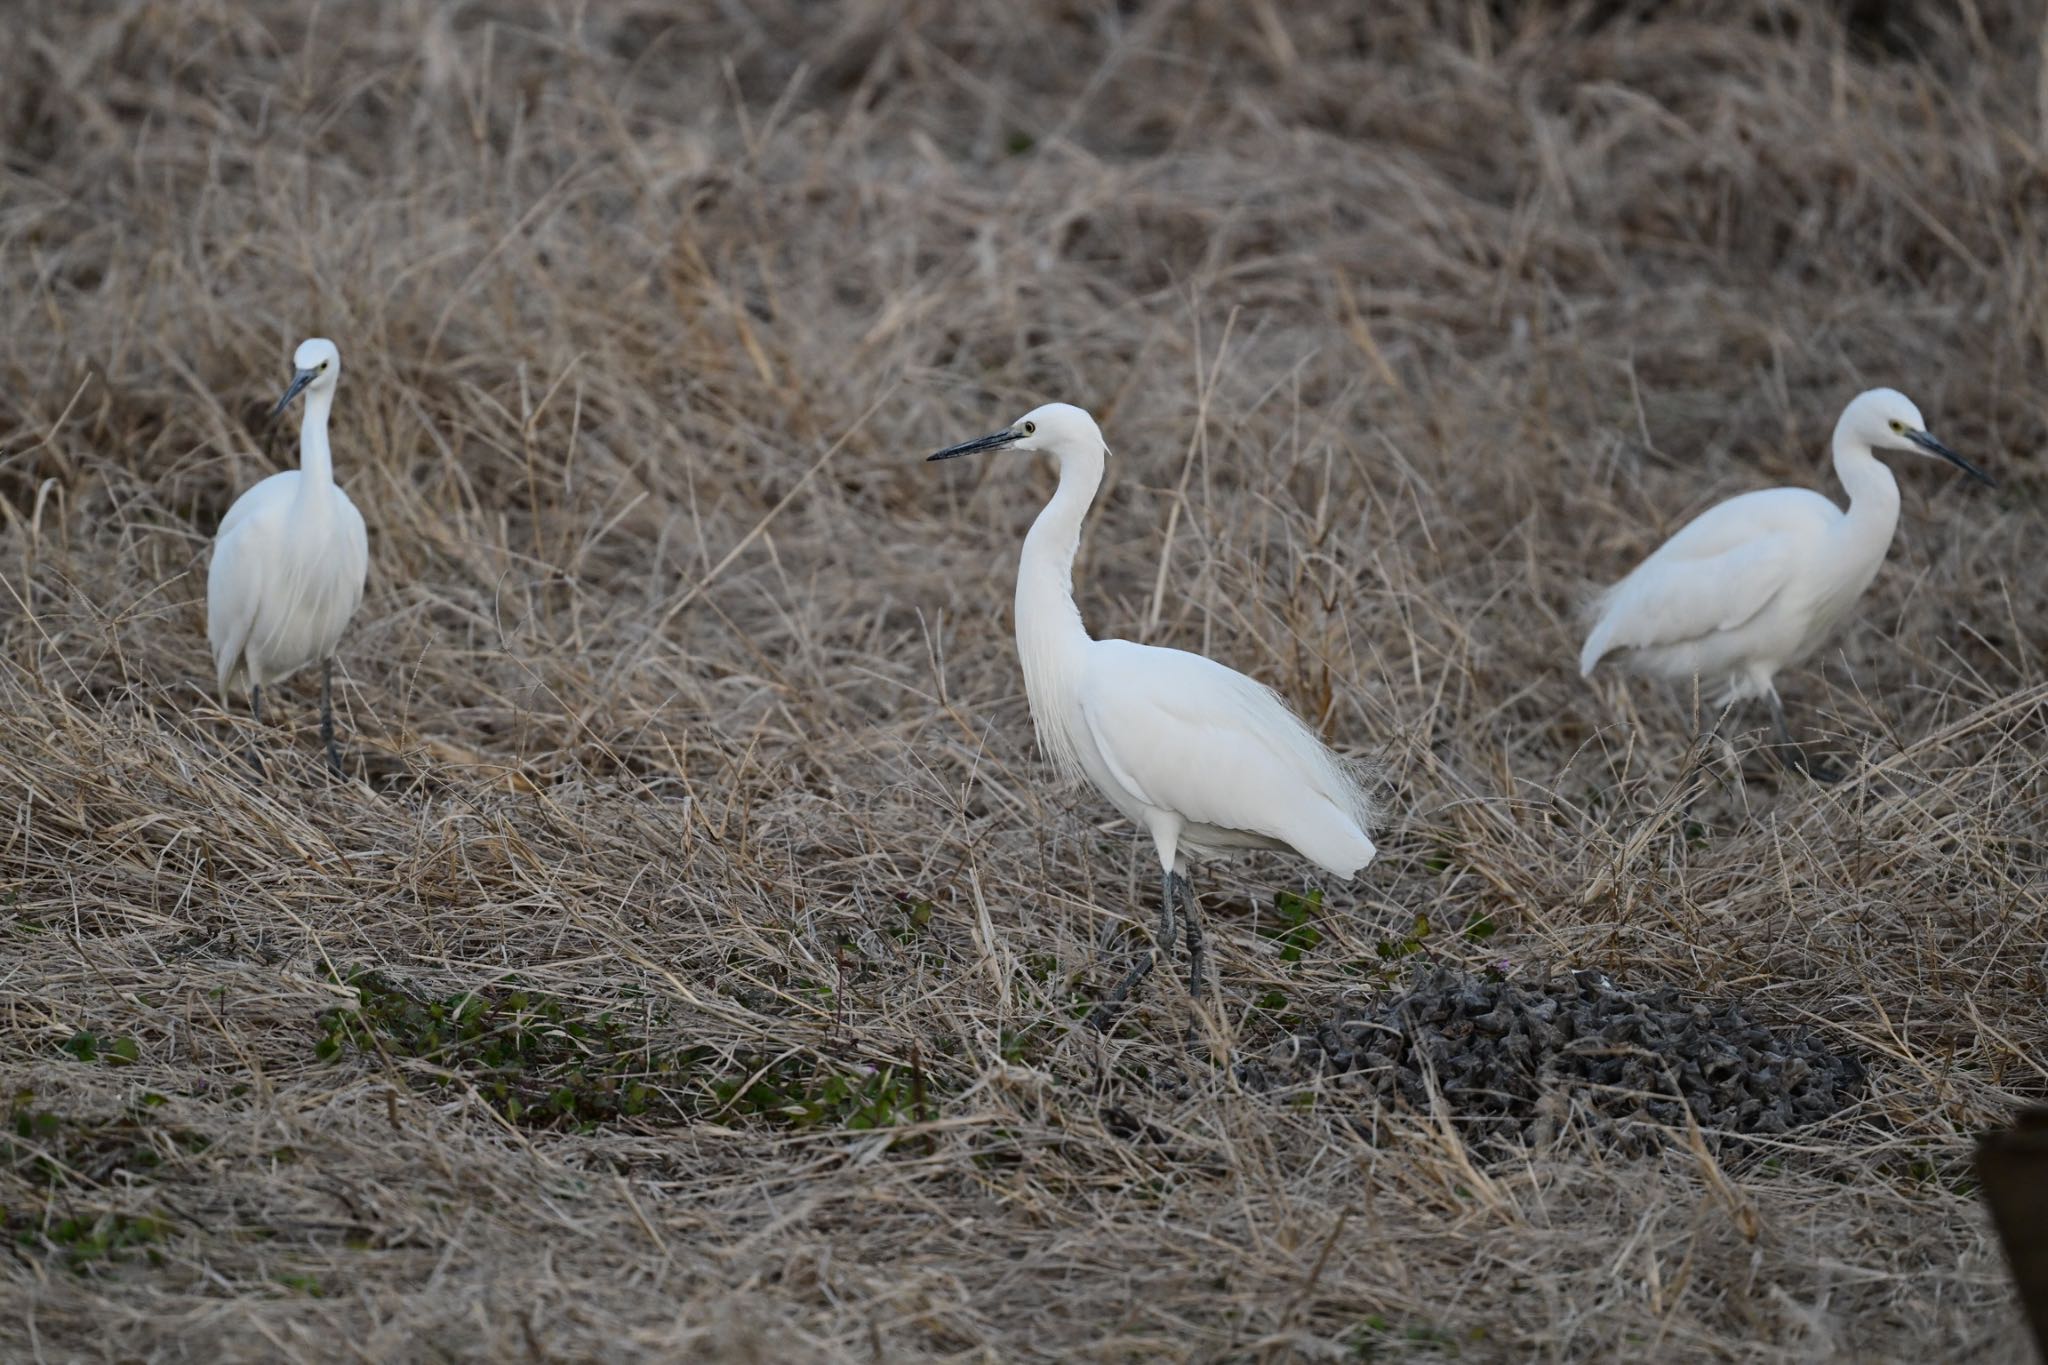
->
[930, 402, 1376, 1009]
[1580, 387, 1991, 773]
[207, 338, 369, 773]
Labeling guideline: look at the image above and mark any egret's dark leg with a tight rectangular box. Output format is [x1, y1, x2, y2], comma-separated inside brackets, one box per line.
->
[1176, 873, 1206, 999]
[1768, 692, 1843, 784]
[244, 685, 266, 777]
[1090, 869, 1178, 1028]
[320, 658, 343, 776]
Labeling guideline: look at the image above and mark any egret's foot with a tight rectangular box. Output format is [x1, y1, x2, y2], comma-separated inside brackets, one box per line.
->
[1087, 871, 1188, 1030]
[1771, 736, 1845, 785]
[1087, 951, 1157, 1031]
[244, 745, 267, 779]
[1765, 694, 1845, 785]
[319, 659, 344, 778]
[244, 684, 267, 778]
[1177, 877, 1206, 1000]
[1802, 753, 1847, 785]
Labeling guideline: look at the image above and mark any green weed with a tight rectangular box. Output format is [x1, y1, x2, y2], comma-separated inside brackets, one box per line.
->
[1264, 888, 1325, 964]
[314, 967, 936, 1136]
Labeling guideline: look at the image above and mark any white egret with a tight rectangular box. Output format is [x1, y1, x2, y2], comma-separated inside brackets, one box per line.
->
[1579, 387, 1992, 779]
[929, 403, 1378, 1015]
[206, 338, 369, 775]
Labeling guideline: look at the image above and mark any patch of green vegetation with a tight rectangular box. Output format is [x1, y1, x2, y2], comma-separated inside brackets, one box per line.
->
[60, 1031, 140, 1065]
[6, 1090, 210, 1188]
[1013, 952, 1091, 1022]
[892, 893, 935, 944]
[1334, 912, 1439, 982]
[1252, 987, 1302, 1031]
[1378, 912, 1431, 962]
[274, 1271, 325, 1296]
[6, 888, 43, 936]
[314, 967, 935, 1136]
[3, 1092, 190, 1274]
[1349, 1313, 1469, 1358]
[716, 1056, 927, 1131]
[1000, 1021, 1054, 1066]
[7, 1208, 170, 1272]
[1889, 1149, 1978, 1198]
[1264, 888, 1325, 963]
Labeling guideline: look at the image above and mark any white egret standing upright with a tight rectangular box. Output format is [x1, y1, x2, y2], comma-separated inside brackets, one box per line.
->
[929, 403, 1378, 1017]
[1579, 387, 1992, 779]
[207, 338, 369, 775]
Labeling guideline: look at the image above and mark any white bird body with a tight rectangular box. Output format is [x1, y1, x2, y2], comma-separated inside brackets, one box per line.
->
[208, 468, 368, 692]
[206, 338, 369, 773]
[1579, 387, 1991, 771]
[1578, 482, 1893, 706]
[1045, 640, 1377, 874]
[932, 402, 1376, 1007]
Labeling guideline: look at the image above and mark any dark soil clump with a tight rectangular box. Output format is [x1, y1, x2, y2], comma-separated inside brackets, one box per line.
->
[1245, 968, 1867, 1156]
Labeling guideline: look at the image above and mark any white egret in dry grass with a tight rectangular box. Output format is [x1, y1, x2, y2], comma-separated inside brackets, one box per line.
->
[929, 403, 1378, 1019]
[207, 338, 369, 776]
[1580, 387, 1992, 780]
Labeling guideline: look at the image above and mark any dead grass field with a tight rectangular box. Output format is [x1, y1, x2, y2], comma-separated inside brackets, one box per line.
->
[2, 2, 2044, 1360]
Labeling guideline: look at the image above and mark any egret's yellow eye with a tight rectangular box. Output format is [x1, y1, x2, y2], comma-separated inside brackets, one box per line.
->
[1022, 420, 1036, 435]
[1888, 419, 1903, 432]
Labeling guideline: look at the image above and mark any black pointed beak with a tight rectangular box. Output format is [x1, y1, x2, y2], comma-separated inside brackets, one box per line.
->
[270, 368, 317, 419]
[927, 427, 1020, 462]
[1906, 429, 1995, 488]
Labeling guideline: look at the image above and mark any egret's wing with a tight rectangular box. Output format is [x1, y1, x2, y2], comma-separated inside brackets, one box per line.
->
[1076, 642, 1374, 864]
[1580, 491, 1832, 672]
[216, 470, 295, 542]
[335, 486, 370, 616]
[205, 523, 261, 694]
[206, 475, 299, 693]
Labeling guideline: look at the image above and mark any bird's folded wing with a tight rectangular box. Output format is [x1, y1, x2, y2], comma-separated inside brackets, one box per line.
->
[1076, 649, 1352, 835]
[205, 529, 260, 691]
[1593, 531, 1800, 654]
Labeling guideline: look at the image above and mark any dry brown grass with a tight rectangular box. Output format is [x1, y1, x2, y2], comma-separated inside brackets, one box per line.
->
[1, 2, 2043, 1360]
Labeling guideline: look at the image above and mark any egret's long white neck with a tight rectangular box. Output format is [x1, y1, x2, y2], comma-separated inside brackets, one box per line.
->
[294, 384, 337, 504]
[1830, 419, 1901, 557]
[1013, 439, 1102, 782]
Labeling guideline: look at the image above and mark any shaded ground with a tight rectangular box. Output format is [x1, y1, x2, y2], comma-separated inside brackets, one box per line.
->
[1244, 966, 1868, 1155]
[1, 2, 2043, 1360]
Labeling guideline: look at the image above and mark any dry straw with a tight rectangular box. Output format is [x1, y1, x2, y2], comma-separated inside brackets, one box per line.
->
[0, 2, 2040, 1360]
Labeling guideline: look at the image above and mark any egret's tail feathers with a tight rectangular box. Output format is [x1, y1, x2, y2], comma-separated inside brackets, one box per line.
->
[1336, 836, 1378, 880]
[1289, 798, 1378, 881]
[1578, 627, 1609, 678]
[210, 628, 248, 697]
[1578, 583, 1621, 678]
[1307, 751, 1382, 879]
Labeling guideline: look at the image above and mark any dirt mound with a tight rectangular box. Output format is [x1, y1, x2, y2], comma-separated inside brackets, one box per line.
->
[1249, 968, 1866, 1155]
